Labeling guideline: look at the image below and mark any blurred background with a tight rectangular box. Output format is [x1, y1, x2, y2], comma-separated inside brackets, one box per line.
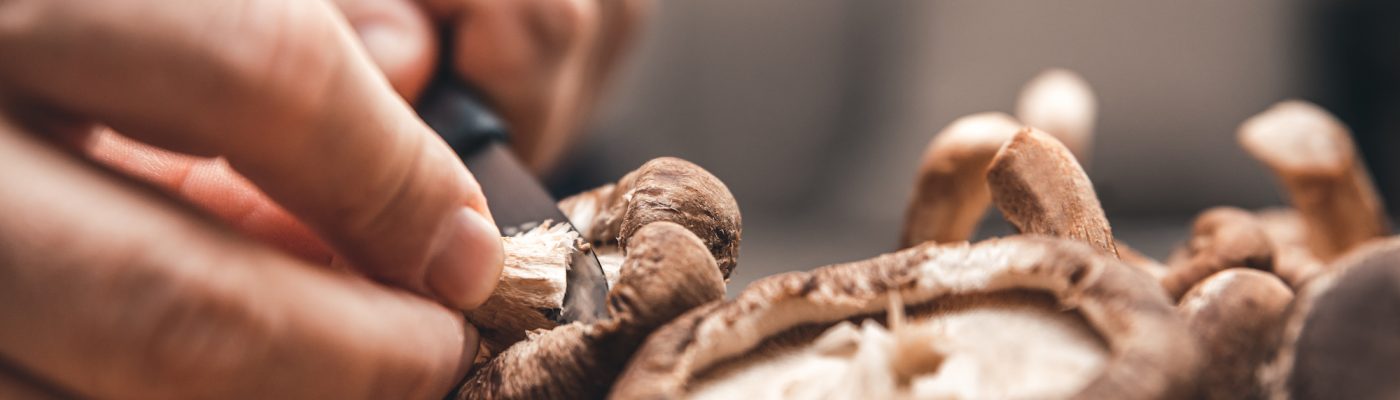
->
[544, 0, 1400, 291]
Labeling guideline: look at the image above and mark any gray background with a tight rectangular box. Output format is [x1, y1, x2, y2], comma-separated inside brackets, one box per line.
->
[554, 1, 1325, 291]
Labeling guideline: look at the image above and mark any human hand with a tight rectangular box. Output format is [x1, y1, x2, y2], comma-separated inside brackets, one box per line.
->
[332, 0, 649, 172]
[0, 0, 506, 397]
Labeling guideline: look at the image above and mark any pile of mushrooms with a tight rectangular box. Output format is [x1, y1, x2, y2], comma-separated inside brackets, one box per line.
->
[452, 157, 741, 399]
[458, 71, 1400, 399]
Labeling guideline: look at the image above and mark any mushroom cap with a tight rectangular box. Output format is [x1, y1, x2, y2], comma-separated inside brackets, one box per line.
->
[1271, 238, 1400, 400]
[1161, 207, 1275, 299]
[1177, 268, 1293, 400]
[563, 157, 742, 279]
[613, 235, 1199, 399]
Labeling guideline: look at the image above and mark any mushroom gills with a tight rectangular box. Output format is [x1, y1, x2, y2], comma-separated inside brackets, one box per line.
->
[688, 291, 1109, 400]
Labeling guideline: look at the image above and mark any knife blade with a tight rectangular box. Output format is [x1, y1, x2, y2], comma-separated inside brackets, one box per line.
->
[416, 66, 610, 324]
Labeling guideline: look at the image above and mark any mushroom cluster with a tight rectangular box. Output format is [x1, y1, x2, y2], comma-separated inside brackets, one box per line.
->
[453, 157, 742, 399]
[459, 71, 1399, 399]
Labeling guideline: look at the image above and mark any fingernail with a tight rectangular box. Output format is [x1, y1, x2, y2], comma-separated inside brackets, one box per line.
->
[427, 208, 504, 310]
[352, 22, 403, 68]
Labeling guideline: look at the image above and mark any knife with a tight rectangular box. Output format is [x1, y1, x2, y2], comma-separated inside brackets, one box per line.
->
[415, 48, 610, 324]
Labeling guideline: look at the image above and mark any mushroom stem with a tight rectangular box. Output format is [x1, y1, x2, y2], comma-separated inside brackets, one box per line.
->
[1238, 101, 1390, 261]
[987, 128, 1119, 257]
[901, 112, 1021, 247]
[1015, 69, 1097, 163]
[466, 223, 586, 354]
[456, 222, 726, 400]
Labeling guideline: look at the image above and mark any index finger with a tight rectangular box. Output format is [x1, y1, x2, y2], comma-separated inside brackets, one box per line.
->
[0, 0, 502, 309]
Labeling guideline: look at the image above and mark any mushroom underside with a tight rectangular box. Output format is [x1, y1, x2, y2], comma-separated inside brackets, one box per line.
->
[688, 290, 1109, 400]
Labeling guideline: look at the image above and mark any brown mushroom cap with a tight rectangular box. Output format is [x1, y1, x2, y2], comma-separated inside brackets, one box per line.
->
[1161, 207, 1275, 300]
[1265, 238, 1400, 400]
[456, 222, 726, 400]
[468, 157, 742, 355]
[1177, 268, 1293, 400]
[559, 157, 742, 278]
[613, 235, 1198, 399]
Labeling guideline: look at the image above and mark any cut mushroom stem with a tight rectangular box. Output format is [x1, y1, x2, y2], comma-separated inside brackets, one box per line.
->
[1161, 207, 1275, 300]
[987, 128, 1119, 258]
[1015, 68, 1097, 163]
[468, 157, 742, 354]
[1238, 100, 1390, 261]
[901, 112, 1022, 247]
[1178, 268, 1293, 400]
[456, 222, 726, 400]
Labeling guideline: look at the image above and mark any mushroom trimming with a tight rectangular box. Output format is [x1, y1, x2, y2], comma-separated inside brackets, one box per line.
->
[453, 157, 742, 399]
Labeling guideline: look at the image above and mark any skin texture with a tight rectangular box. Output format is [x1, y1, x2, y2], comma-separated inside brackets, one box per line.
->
[614, 236, 1200, 400]
[1177, 269, 1293, 400]
[987, 128, 1119, 258]
[0, 0, 645, 397]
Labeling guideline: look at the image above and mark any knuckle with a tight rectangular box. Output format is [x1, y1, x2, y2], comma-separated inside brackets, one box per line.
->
[119, 255, 267, 395]
[533, 0, 598, 53]
[211, 0, 340, 129]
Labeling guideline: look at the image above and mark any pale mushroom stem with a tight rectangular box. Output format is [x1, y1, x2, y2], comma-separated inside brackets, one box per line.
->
[902, 112, 1022, 247]
[1238, 100, 1390, 261]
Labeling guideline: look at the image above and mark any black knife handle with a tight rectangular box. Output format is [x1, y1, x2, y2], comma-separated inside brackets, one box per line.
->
[417, 74, 508, 158]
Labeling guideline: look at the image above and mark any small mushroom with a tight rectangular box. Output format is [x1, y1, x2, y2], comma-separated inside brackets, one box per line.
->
[1238, 100, 1390, 261]
[468, 158, 741, 355]
[559, 157, 742, 278]
[901, 112, 1021, 247]
[1263, 238, 1400, 400]
[1177, 268, 1293, 400]
[1161, 207, 1275, 300]
[1015, 68, 1097, 163]
[455, 222, 726, 400]
[987, 128, 1119, 258]
[613, 236, 1199, 399]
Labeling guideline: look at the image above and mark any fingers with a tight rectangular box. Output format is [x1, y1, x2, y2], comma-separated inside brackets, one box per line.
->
[0, 359, 70, 400]
[421, 0, 644, 171]
[0, 0, 502, 308]
[86, 130, 333, 264]
[0, 118, 477, 399]
[334, 0, 437, 100]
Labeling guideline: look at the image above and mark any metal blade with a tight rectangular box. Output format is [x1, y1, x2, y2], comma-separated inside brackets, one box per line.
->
[459, 142, 611, 324]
